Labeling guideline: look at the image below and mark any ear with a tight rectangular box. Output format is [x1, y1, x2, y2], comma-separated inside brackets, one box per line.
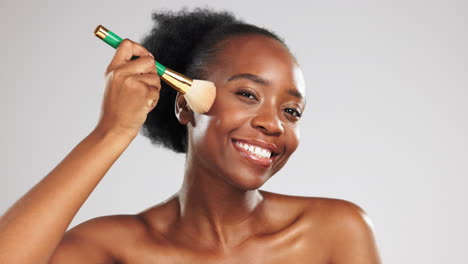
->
[175, 92, 193, 125]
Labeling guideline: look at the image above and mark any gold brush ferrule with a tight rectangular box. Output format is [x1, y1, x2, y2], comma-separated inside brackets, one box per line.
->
[94, 25, 108, 40]
[161, 68, 193, 94]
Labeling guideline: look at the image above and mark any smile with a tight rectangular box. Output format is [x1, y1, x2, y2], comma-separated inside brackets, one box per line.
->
[231, 139, 279, 168]
[234, 141, 272, 158]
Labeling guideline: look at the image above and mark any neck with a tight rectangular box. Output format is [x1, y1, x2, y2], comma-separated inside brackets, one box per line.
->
[175, 156, 264, 249]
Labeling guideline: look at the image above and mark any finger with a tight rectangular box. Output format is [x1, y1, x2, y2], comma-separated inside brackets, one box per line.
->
[107, 39, 153, 71]
[146, 87, 160, 108]
[112, 56, 157, 77]
[137, 74, 160, 109]
[132, 73, 161, 91]
[148, 97, 159, 109]
[144, 86, 160, 109]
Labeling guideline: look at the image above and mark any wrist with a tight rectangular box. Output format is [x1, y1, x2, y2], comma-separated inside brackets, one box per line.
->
[90, 125, 138, 145]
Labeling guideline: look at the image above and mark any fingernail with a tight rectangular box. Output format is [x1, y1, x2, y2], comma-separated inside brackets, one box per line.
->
[148, 52, 154, 58]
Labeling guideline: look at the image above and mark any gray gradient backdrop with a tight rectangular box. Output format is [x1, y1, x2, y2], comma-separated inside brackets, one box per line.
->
[1, 0, 467, 263]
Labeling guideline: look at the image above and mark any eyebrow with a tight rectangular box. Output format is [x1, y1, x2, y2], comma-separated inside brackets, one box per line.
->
[288, 89, 304, 100]
[227, 73, 270, 86]
[227, 73, 305, 100]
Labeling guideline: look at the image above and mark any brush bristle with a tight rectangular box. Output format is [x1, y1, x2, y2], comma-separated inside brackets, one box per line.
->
[183, 80, 216, 113]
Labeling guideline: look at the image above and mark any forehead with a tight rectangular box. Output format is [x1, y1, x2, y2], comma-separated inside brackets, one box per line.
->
[207, 35, 305, 96]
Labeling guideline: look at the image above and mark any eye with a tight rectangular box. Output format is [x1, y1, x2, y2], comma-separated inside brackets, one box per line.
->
[283, 108, 302, 119]
[235, 90, 258, 101]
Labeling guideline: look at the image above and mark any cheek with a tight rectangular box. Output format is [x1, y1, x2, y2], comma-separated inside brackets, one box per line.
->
[190, 107, 245, 147]
[196, 93, 250, 136]
[286, 125, 301, 155]
[271, 126, 300, 175]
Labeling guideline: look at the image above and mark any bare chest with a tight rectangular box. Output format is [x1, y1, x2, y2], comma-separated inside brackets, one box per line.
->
[116, 236, 330, 264]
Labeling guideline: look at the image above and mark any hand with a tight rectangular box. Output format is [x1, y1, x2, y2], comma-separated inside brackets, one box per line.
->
[95, 39, 161, 139]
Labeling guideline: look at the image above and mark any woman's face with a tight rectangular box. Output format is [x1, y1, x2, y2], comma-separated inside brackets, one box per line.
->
[184, 34, 306, 190]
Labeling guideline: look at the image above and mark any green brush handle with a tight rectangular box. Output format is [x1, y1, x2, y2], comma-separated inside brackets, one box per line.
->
[99, 28, 166, 76]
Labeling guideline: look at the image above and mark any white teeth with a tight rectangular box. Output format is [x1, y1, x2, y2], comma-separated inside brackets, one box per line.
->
[234, 141, 272, 158]
[254, 147, 261, 155]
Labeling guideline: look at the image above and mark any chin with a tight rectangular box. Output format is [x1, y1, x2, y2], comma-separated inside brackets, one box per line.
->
[222, 169, 273, 191]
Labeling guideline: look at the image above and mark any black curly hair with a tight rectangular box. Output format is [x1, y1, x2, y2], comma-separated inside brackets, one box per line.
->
[140, 8, 286, 153]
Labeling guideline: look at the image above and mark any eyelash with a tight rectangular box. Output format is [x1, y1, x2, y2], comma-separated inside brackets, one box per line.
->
[235, 90, 302, 120]
[284, 108, 302, 118]
[236, 90, 257, 100]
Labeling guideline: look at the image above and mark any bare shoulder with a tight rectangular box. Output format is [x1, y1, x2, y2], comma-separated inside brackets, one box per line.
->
[260, 191, 381, 263]
[50, 214, 148, 263]
[51, 196, 179, 263]
[307, 198, 381, 263]
[304, 196, 374, 230]
[260, 190, 373, 229]
[303, 196, 381, 263]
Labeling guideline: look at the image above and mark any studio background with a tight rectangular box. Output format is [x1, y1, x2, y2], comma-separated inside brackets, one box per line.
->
[1, 0, 467, 263]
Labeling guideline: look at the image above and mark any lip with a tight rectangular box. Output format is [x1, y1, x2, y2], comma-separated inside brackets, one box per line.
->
[231, 138, 280, 168]
[232, 138, 280, 155]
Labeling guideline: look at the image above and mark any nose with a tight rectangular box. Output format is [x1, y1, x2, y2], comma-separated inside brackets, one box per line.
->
[251, 106, 284, 136]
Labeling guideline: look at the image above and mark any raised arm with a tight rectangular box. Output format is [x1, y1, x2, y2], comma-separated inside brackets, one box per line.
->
[0, 39, 161, 264]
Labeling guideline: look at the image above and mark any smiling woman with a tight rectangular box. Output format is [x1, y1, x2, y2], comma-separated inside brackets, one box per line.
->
[0, 8, 381, 264]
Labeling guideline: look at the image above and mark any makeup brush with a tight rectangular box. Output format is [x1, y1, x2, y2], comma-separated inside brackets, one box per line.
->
[94, 25, 216, 114]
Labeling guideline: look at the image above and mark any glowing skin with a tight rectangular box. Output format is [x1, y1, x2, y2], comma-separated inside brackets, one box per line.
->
[45, 35, 379, 264]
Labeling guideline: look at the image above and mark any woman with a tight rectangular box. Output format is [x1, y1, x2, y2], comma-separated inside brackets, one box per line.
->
[0, 9, 381, 263]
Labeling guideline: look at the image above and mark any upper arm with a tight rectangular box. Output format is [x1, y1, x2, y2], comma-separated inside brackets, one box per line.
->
[49, 218, 116, 264]
[329, 201, 381, 264]
[49, 233, 113, 264]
